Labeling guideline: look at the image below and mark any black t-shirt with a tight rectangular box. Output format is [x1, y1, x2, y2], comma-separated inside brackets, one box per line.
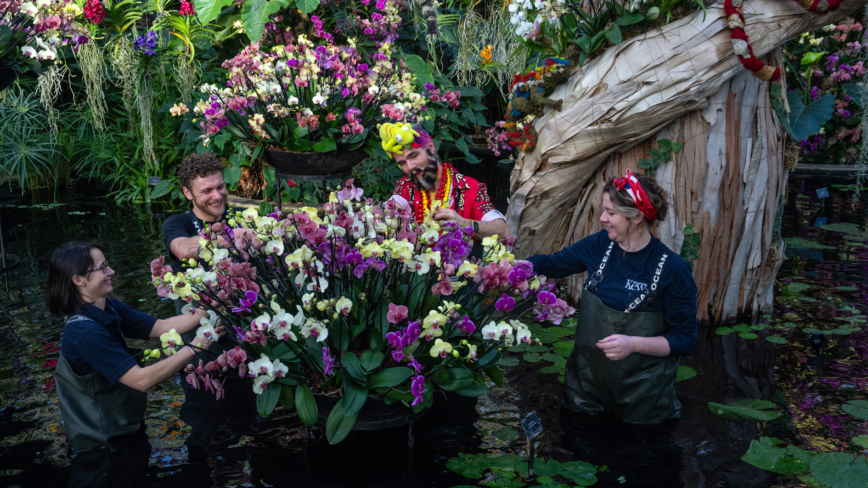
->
[162, 208, 233, 271]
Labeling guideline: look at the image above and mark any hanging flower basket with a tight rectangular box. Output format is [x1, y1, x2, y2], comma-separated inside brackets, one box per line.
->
[0, 65, 18, 93]
[261, 148, 367, 176]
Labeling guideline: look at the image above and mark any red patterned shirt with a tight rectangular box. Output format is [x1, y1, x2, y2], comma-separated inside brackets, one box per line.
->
[390, 163, 503, 222]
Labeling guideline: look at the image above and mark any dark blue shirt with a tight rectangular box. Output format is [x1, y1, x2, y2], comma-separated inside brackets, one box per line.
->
[60, 299, 158, 384]
[527, 230, 698, 357]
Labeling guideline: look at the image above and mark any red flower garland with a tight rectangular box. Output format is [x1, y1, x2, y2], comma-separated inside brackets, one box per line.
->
[793, 0, 843, 13]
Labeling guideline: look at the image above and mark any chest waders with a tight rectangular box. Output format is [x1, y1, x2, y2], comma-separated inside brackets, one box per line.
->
[55, 317, 147, 452]
[563, 242, 681, 423]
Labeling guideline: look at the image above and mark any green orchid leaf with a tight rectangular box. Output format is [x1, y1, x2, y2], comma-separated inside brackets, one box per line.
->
[295, 383, 318, 426]
[313, 138, 337, 153]
[615, 11, 645, 25]
[403, 54, 434, 86]
[367, 367, 414, 388]
[708, 399, 781, 421]
[325, 398, 358, 444]
[256, 383, 281, 418]
[432, 367, 474, 391]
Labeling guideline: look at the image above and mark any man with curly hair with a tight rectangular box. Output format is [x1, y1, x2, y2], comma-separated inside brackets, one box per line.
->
[162, 153, 232, 274]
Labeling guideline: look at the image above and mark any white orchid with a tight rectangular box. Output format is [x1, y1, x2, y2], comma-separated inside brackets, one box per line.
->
[271, 359, 289, 378]
[312, 93, 325, 105]
[21, 46, 37, 58]
[196, 321, 217, 341]
[250, 353, 274, 377]
[253, 374, 274, 394]
[251, 313, 271, 332]
[481, 322, 501, 340]
[19, 2, 37, 15]
[264, 239, 284, 255]
[301, 319, 329, 342]
[201, 271, 218, 287]
[212, 248, 230, 264]
[406, 259, 430, 275]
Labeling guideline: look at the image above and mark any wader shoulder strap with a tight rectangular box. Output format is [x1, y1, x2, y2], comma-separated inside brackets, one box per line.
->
[624, 252, 668, 313]
[585, 241, 615, 293]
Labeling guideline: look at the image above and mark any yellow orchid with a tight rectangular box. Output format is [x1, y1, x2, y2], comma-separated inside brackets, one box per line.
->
[482, 235, 500, 248]
[423, 249, 441, 267]
[529, 276, 541, 291]
[242, 207, 259, 221]
[336, 296, 353, 315]
[430, 339, 453, 358]
[299, 207, 323, 224]
[456, 261, 478, 278]
[361, 241, 384, 259]
[422, 310, 448, 330]
[285, 245, 313, 269]
[160, 329, 184, 349]
[419, 228, 439, 245]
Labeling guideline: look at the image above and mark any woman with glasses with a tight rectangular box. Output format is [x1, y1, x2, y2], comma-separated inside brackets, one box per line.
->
[46, 242, 223, 452]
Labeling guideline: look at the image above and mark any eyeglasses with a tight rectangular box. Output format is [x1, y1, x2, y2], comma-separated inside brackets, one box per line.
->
[87, 261, 110, 275]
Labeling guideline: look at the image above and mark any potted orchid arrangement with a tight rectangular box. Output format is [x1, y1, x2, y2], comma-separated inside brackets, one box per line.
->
[0, 0, 89, 87]
[183, 27, 428, 176]
[149, 181, 574, 444]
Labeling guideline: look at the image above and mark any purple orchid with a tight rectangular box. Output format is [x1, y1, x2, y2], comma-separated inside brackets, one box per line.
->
[456, 315, 476, 334]
[232, 290, 258, 314]
[537, 291, 557, 306]
[496, 293, 516, 312]
[323, 347, 334, 376]
[411, 375, 427, 406]
[408, 356, 424, 374]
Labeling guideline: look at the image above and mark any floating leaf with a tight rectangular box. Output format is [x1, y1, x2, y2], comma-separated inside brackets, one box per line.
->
[837, 286, 859, 291]
[782, 322, 799, 328]
[733, 324, 753, 333]
[766, 336, 789, 344]
[559, 461, 598, 486]
[525, 345, 548, 353]
[739, 332, 758, 340]
[820, 223, 862, 233]
[523, 352, 542, 363]
[752, 324, 770, 331]
[741, 437, 811, 475]
[677, 366, 697, 382]
[708, 399, 781, 421]
[540, 360, 567, 374]
[832, 328, 853, 335]
[533, 459, 562, 477]
[495, 428, 519, 441]
[783, 237, 835, 250]
[799, 297, 820, 303]
[810, 452, 868, 488]
[843, 400, 868, 421]
[542, 353, 563, 362]
[446, 453, 488, 479]
[785, 283, 812, 294]
[715, 327, 735, 335]
[498, 357, 519, 367]
[853, 435, 868, 449]
[803, 327, 822, 334]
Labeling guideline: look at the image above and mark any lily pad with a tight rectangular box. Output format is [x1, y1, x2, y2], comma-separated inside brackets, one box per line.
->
[540, 361, 567, 374]
[802, 328, 822, 334]
[837, 286, 859, 291]
[446, 453, 489, 478]
[739, 332, 759, 340]
[843, 400, 868, 421]
[733, 324, 753, 333]
[558, 460, 598, 486]
[677, 366, 697, 382]
[832, 328, 853, 335]
[498, 357, 519, 367]
[820, 223, 862, 233]
[751, 324, 770, 331]
[523, 352, 542, 363]
[708, 399, 781, 421]
[741, 437, 811, 475]
[852, 435, 868, 449]
[525, 345, 549, 353]
[810, 452, 868, 488]
[533, 459, 562, 477]
[715, 327, 735, 335]
[542, 353, 563, 363]
[783, 237, 835, 250]
[766, 336, 789, 344]
[785, 283, 812, 294]
[782, 322, 799, 328]
[495, 428, 519, 441]
[799, 297, 820, 303]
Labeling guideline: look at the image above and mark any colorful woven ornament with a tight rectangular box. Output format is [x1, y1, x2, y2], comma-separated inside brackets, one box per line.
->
[723, 0, 781, 82]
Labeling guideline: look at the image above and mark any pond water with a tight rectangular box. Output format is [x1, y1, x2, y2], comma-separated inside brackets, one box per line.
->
[0, 176, 866, 488]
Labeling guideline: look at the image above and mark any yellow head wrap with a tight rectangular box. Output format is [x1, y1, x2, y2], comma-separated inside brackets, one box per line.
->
[378, 122, 421, 158]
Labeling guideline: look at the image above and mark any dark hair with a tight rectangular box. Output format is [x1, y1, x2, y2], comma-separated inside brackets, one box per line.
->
[178, 153, 224, 192]
[604, 173, 669, 223]
[46, 242, 105, 316]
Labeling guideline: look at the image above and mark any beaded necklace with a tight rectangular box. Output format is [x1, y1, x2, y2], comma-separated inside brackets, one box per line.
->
[415, 166, 452, 225]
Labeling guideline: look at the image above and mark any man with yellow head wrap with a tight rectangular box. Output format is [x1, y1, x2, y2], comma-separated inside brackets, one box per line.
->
[379, 122, 510, 239]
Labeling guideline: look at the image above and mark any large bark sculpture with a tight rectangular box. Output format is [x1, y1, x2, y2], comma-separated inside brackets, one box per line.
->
[508, 0, 866, 322]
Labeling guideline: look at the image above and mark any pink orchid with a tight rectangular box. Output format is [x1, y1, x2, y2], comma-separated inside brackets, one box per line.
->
[387, 303, 409, 324]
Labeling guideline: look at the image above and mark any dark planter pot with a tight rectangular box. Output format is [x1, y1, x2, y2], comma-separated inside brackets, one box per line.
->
[314, 393, 430, 430]
[261, 148, 366, 176]
[0, 65, 18, 93]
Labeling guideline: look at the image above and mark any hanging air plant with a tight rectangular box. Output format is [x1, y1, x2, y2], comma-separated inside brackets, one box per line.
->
[136, 72, 155, 164]
[173, 54, 199, 103]
[75, 40, 108, 132]
[35, 63, 66, 139]
[108, 37, 138, 132]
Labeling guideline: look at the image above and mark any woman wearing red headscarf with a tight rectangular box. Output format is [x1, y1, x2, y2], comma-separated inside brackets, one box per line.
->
[526, 170, 697, 424]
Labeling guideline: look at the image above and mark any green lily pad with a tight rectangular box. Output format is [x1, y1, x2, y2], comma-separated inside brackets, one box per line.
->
[785, 283, 812, 294]
[532, 459, 562, 477]
[799, 297, 820, 303]
[677, 366, 697, 382]
[852, 435, 868, 449]
[715, 327, 735, 335]
[820, 223, 862, 233]
[783, 237, 835, 250]
[810, 452, 868, 488]
[803, 328, 822, 334]
[741, 437, 811, 475]
[542, 353, 563, 362]
[553, 348, 573, 357]
[540, 361, 567, 374]
[782, 322, 799, 328]
[446, 453, 488, 478]
[525, 345, 549, 353]
[498, 357, 519, 367]
[558, 460, 598, 486]
[739, 332, 759, 339]
[766, 336, 789, 344]
[752, 324, 770, 331]
[495, 428, 519, 441]
[837, 286, 859, 291]
[553, 341, 575, 351]
[523, 352, 542, 363]
[843, 400, 868, 421]
[733, 324, 753, 333]
[708, 399, 781, 421]
[832, 328, 853, 335]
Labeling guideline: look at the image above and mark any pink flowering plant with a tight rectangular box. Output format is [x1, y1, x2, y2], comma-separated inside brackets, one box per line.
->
[782, 19, 867, 164]
[149, 181, 573, 444]
[187, 27, 428, 154]
[0, 0, 89, 73]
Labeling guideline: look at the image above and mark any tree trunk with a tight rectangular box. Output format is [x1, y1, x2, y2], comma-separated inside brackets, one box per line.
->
[508, 0, 866, 322]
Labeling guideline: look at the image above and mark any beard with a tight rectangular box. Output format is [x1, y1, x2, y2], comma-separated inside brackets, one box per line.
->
[411, 150, 439, 191]
[191, 193, 226, 221]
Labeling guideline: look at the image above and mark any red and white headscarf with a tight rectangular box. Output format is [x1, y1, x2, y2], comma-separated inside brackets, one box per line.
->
[612, 169, 658, 222]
